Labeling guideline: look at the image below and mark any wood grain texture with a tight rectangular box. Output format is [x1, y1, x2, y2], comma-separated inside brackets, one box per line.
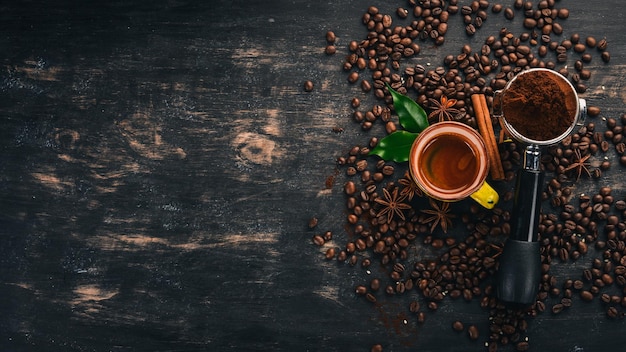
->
[0, 0, 625, 351]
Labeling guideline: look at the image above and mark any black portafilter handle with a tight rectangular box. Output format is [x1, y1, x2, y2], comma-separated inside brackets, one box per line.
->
[496, 166, 544, 306]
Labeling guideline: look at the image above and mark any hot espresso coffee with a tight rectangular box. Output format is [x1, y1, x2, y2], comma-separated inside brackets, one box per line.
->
[409, 121, 498, 209]
[419, 133, 479, 193]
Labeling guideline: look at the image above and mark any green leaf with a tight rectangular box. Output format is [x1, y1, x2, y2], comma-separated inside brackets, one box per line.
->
[369, 130, 419, 163]
[386, 83, 428, 133]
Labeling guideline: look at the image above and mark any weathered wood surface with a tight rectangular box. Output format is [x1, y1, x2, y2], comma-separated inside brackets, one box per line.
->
[0, 0, 625, 351]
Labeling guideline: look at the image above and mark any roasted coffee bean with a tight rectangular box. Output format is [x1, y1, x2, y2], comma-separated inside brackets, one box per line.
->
[606, 307, 619, 318]
[468, 325, 479, 340]
[504, 7, 514, 20]
[355, 285, 367, 295]
[466, 24, 476, 36]
[523, 18, 537, 29]
[551, 303, 564, 314]
[336, 250, 347, 262]
[574, 60, 584, 71]
[552, 22, 563, 35]
[580, 290, 593, 301]
[573, 43, 586, 53]
[312, 234, 325, 246]
[587, 106, 601, 117]
[452, 320, 464, 332]
[409, 300, 420, 313]
[308, 217, 318, 229]
[361, 79, 372, 92]
[573, 280, 584, 290]
[370, 344, 383, 352]
[303, 80, 314, 92]
[601, 140, 610, 152]
[396, 7, 408, 18]
[344, 181, 356, 195]
[586, 36, 597, 48]
[325, 247, 336, 259]
[348, 71, 359, 83]
[417, 312, 426, 324]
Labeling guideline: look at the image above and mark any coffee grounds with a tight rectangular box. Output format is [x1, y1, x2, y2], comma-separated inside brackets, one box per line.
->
[502, 70, 577, 141]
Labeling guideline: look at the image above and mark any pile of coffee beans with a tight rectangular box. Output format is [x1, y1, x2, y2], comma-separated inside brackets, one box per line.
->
[306, 1, 621, 351]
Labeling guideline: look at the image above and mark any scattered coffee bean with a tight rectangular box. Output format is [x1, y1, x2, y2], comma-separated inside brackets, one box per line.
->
[325, 30, 336, 44]
[586, 36, 597, 48]
[325, 247, 336, 259]
[504, 8, 514, 20]
[312, 234, 325, 246]
[573, 43, 586, 53]
[587, 106, 601, 117]
[452, 320, 464, 332]
[371, 344, 383, 352]
[344, 181, 356, 195]
[516, 341, 530, 351]
[580, 290, 594, 301]
[303, 80, 314, 92]
[468, 325, 479, 340]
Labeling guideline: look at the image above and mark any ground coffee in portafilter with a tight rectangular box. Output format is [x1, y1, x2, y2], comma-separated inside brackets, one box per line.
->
[501, 70, 577, 141]
[307, 1, 620, 351]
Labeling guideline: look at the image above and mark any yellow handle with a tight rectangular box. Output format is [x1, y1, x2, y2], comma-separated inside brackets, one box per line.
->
[470, 182, 499, 209]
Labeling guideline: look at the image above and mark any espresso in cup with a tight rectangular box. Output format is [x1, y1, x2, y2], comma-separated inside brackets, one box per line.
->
[420, 133, 480, 192]
[409, 121, 498, 209]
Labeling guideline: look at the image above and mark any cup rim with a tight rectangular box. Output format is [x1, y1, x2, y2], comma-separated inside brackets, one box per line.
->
[409, 121, 490, 201]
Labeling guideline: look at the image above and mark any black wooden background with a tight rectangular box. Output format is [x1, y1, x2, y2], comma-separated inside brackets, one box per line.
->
[1, 0, 625, 351]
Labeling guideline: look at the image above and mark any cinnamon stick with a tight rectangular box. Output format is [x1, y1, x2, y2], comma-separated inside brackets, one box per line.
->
[471, 94, 505, 181]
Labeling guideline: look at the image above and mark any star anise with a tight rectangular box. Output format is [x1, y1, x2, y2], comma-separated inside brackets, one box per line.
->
[375, 187, 412, 224]
[488, 243, 504, 259]
[428, 95, 461, 123]
[398, 171, 423, 201]
[562, 148, 591, 180]
[421, 198, 455, 233]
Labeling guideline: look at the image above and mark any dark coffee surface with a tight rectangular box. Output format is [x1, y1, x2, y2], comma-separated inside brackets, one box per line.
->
[0, 1, 625, 351]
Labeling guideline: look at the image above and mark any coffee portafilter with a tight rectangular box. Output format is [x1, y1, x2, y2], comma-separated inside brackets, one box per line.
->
[492, 68, 587, 306]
